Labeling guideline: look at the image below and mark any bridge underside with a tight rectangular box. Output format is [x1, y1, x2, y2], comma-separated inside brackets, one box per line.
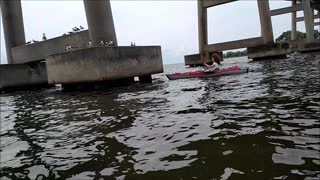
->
[0, 31, 164, 91]
[0, 0, 164, 92]
[0, 0, 319, 90]
[185, 0, 320, 66]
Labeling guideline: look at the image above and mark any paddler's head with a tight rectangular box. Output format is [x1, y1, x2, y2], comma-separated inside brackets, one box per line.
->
[211, 53, 221, 65]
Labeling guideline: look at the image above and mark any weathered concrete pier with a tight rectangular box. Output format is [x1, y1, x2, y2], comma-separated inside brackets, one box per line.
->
[46, 46, 163, 91]
[185, 0, 320, 66]
[1, 0, 26, 64]
[0, 0, 49, 90]
[0, 0, 163, 91]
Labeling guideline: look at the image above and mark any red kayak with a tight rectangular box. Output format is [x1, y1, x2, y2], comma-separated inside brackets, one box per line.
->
[166, 66, 249, 80]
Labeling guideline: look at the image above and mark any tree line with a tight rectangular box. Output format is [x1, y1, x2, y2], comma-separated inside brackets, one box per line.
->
[275, 30, 320, 42]
[223, 50, 247, 58]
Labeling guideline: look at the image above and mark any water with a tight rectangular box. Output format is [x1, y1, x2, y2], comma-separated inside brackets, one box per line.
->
[1, 53, 320, 180]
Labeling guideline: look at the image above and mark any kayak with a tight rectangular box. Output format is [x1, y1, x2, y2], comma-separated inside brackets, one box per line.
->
[166, 66, 249, 80]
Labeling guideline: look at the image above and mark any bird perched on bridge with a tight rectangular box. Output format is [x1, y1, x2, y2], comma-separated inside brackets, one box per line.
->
[100, 40, 105, 46]
[26, 41, 31, 45]
[65, 45, 72, 51]
[80, 25, 84, 30]
[106, 40, 114, 47]
[72, 27, 80, 32]
[42, 33, 47, 41]
[88, 41, 92, 47]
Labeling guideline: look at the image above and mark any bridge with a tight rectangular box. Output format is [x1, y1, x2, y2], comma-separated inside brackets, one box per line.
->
[185, 0, 320, 66]
[0, 0, 319, 91]
[0, 0, 163, 91]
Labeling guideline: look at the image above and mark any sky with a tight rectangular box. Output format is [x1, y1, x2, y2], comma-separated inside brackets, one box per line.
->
[0, 0, 316, 65]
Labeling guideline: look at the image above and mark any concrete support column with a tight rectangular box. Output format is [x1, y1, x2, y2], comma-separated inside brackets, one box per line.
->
[257, 0, 274, 44]
[83, 0, 117, 46]
[198, 0, 208, 53]
[0, 0, 26, 64]
[302, 0, 314, 41]
[291, 0, 297, 40]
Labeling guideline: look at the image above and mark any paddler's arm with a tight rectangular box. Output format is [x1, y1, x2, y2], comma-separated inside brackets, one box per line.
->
[204, 62, 216, 68]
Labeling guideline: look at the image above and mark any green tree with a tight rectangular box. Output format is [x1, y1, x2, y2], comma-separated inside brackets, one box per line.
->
[223, 50, 247, 58]
[276, 30, 319, 42]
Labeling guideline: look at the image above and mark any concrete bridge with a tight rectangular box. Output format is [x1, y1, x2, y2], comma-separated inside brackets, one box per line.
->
[0, 0, 163, 91]
[185, 0, 320, 66]
[0, 0, 319, 90]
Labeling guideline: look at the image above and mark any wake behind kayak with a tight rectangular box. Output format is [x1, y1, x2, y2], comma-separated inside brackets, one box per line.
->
[166, 66, 249, 80]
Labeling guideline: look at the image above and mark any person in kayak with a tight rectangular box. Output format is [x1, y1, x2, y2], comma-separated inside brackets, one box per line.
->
[203, 53, 221, 73]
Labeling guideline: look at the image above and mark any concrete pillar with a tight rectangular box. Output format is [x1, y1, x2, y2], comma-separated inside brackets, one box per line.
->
[302, 0, 314, 41]
[198, 0, 208, 53]
[83, 0, 117, 46]
[257, 0, 274, 44]
[291, 0, 297, 40]
[0, 0, 26, 64]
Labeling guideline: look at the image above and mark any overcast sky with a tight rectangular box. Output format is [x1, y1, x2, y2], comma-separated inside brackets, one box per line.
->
[0, 0, 315, 64]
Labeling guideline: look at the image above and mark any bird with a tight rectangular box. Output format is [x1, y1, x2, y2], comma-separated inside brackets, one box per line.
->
[100, 40, 105, 46]
[80, 25, 84, 30]
[88, 41, 92, 47]
[26, 41, 31, 45]
[106, 40, 114, 46]
[32, 40, 39, 43]
[42, 33, 47, 41]
[72, 27, 80, 32]
[65, 45, 72, 51]
[131, 42, 134, 46]
[67, 31, 74, 34]
[62, 33, 67, 36]
[133, 42, 136, 46]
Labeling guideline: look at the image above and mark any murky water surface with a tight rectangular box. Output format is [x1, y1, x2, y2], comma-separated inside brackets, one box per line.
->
[1, 53, 320, 180]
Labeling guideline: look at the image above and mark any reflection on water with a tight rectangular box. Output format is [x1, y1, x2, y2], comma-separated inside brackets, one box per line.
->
[1, 53, 320, 179]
